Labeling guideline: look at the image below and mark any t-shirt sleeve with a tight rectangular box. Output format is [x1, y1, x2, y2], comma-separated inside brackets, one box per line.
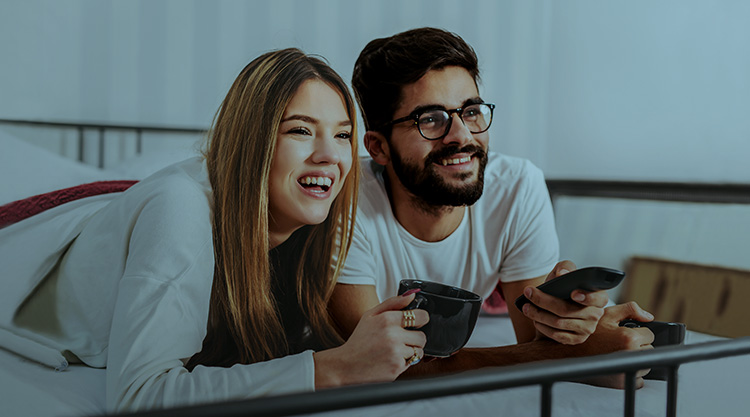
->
[105, 181, 316, 412]
[498, 163, 560, 282]
[335, 215, 379, 287]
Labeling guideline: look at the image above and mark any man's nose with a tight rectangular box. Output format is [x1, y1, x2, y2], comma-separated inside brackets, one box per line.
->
[441, 113, 473, 147]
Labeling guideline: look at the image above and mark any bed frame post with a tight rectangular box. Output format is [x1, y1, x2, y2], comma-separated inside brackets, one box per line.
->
[541, 382, 553, 417]
[98, 127, 105, 169]
[136, 128, 143, 155]
[77, 127, 85, 163]
[623, 371, 636, 417]
[666, 366, 679, 417]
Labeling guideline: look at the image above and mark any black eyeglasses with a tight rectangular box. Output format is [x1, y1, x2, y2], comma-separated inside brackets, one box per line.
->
[381, 102, 495, 140]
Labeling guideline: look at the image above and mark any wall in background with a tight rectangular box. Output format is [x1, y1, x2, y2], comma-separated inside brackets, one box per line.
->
[0, 0, 540, 164]
[1, 0, 749, 182]
[543, 1, 750, 182]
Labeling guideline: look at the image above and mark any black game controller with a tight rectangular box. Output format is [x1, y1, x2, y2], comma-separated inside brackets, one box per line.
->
[514, 266, 626, 311]
[619, 319, 687, 380]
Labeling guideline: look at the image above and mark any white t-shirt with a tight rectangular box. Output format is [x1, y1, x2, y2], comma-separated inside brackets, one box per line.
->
[0, 158, 315, 412]
[338, 153, 560, 302]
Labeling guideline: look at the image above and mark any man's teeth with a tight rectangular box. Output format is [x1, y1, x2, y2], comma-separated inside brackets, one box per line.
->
[300, 176, 333, 187]
[440, 156, 472, 166]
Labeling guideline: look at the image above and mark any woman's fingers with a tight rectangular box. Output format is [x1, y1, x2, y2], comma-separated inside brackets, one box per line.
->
[332, 294, 431, 384]
[401, 345, 425, 367]
[374, 309, 428, 346]
[366, 292, 420, 316]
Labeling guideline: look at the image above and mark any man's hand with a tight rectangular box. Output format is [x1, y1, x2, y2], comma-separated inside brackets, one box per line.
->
[574, 301, 656, 389]
[520, 260, 609, 345]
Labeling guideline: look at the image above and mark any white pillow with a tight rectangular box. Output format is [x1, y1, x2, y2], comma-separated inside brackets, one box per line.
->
[0, 131, 118, 206]
[108, 148, 202, 180]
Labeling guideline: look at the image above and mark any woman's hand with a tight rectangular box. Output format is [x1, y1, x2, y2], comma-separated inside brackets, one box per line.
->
[313, 292, 429, 389]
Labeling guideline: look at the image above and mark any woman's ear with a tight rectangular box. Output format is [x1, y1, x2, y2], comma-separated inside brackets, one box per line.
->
[363, 131, 390, 166]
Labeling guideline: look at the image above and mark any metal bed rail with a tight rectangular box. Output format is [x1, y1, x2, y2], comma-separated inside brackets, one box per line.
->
[0, 118, 206, 168]
[116, 337, 750, 417]
[546, 179, 750, 205]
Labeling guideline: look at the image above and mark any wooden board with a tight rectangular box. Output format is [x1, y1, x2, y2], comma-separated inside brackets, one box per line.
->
[622, 257, 750, 338]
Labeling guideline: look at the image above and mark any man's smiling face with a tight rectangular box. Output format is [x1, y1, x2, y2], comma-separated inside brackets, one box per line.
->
[386, 66, 489, 207]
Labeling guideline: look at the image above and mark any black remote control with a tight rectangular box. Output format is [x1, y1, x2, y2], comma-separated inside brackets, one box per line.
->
[514, 266, 625, 311]
[619, 320, 686, 380]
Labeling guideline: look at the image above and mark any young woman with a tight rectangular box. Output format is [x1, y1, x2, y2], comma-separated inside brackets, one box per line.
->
[1, 48, 428, 412]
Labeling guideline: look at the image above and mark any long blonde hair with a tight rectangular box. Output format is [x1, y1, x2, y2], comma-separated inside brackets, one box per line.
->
[187, 48, 359, 368]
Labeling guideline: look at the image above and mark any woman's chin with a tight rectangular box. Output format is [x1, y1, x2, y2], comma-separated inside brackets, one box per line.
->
[301, 211, 331, 226]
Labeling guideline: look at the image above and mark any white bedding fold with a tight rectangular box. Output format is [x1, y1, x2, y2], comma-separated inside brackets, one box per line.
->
[0, 194, 116, 369]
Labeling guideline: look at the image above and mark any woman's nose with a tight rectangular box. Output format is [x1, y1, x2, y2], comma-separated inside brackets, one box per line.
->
[311, 136, 342, 165]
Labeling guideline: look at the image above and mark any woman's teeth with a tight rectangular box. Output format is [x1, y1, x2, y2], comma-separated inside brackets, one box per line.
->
[440, 156, 471, 166]
[299, 176, 333, 187]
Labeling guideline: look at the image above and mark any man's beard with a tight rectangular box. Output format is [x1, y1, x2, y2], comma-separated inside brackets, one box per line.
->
[390, 144, 488, 209]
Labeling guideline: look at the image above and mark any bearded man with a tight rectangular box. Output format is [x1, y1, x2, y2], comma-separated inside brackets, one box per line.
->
[330, 27, 654, 388]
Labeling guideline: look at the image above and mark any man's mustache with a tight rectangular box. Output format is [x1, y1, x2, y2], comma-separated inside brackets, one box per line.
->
[425, 145, 487, 166]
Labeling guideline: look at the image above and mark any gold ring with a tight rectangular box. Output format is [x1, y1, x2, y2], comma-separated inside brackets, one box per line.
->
[402, 310, 416, 328]
[406, 347, 421, 366]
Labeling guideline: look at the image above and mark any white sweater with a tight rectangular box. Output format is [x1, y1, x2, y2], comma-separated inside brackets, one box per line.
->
[0, 157, 316, 412]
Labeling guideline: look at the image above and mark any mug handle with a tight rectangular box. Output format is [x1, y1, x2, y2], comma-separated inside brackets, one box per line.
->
[405, 293, 428, 311]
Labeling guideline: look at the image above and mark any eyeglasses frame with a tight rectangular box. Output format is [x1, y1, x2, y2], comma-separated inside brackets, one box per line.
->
[380, 102, 495, 141]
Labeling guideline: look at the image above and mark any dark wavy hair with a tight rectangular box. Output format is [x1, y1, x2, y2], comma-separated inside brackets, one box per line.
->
[351, 27, 480, 133]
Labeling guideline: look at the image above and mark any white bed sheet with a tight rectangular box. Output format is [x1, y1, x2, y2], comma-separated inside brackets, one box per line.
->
[2, 315, 749, 417]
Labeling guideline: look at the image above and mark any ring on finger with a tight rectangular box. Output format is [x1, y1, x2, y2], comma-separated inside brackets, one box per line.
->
[402, 310, 416, 328]
[405, 346, 422, 366]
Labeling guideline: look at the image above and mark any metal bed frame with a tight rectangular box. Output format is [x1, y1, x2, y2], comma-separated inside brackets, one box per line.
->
[546, 179, 750, 205]
[0, 118, 206, 168]
[4, 118, 750, 417]
[116, 337, 750, 417]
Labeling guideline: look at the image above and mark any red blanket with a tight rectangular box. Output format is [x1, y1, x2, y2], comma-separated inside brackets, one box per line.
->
[0, 180, 137, 228]
[482, 282, 509, 314]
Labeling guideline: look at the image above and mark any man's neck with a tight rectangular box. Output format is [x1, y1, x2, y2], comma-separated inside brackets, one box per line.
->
[384, 169, 465, 242]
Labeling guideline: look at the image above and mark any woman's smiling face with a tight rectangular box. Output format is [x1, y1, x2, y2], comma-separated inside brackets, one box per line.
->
[268, 79, 353, 243]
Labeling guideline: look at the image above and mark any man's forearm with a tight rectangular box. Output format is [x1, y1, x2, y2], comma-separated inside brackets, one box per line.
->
[399, 339, 599, 379]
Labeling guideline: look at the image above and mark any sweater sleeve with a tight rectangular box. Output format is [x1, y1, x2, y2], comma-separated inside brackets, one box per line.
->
[104, 178, 316, 412]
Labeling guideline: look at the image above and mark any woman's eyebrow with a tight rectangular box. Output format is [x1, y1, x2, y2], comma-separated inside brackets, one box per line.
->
[281, 115, 352, 127]
[281, 114, 318, 124]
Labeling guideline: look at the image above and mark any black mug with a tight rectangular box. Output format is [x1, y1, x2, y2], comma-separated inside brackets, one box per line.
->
[398, 279, 483, 357]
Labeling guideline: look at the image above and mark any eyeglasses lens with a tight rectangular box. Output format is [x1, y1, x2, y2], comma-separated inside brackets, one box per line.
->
[417, 104, 493, 140]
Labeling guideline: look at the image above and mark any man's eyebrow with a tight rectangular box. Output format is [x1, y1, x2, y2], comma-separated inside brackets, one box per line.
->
[407, 104, 444, 116]
[463, 97, 485, 106]
[406, 97, 485, 116]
